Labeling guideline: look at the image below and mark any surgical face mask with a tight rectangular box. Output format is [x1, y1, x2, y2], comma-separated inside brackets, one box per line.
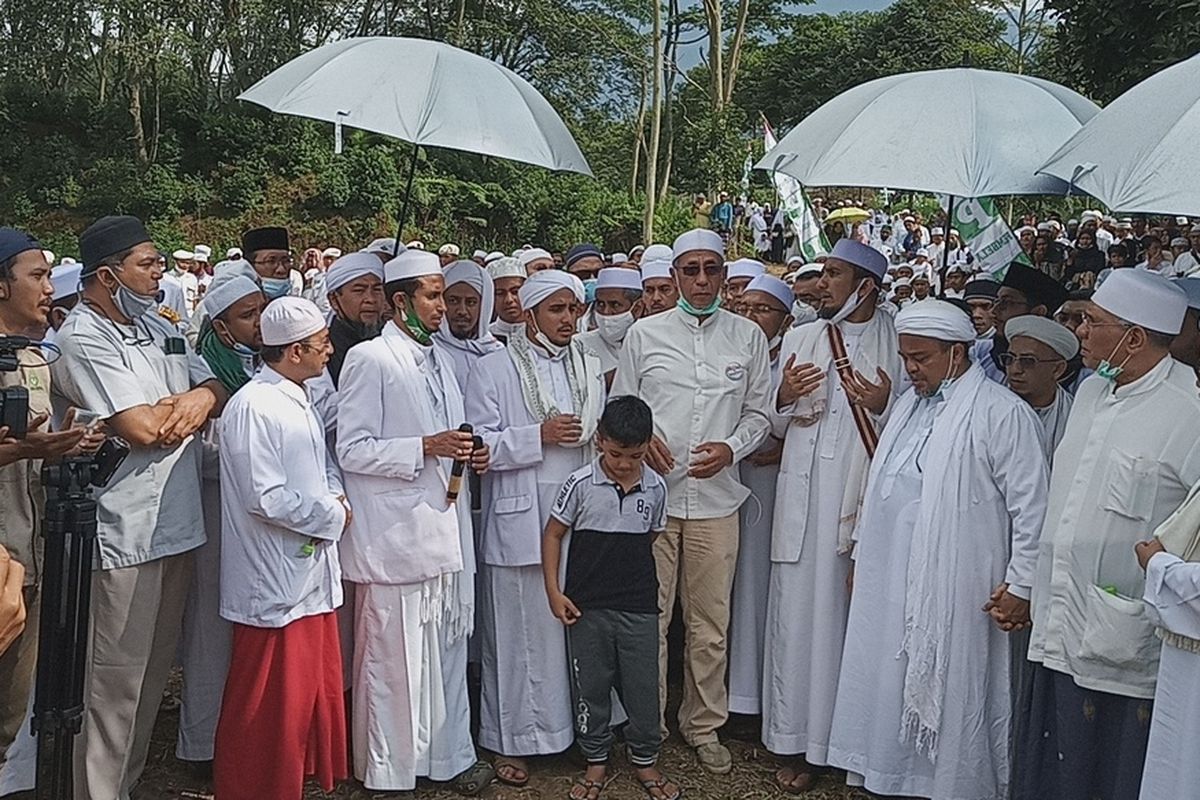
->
[829, 278, 874, 324]
[530, 317, 568, 357]
[214, 320, 260, 357]
[1096, 327, 1134, 381]
[399, 298, 433, 346]
[582, 278, 599, 306]
[596, 310, 635, 346]
[677, 295, 722, 316]
[261, 277, 292, 300]
[103, 268, 160, 320]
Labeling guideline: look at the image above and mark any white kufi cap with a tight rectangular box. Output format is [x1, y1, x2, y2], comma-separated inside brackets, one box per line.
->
[487, 256, 526, 282]
[744, 274, 793, 312]
[671, 229, 724, 261]
[51, 262, 82, 302]
[260, 297, 326, 346]
[205, 275, 261, 319]
[1093, 269, 1186, 334]
[726, 258, 766, 281]
[1005, 315, 1080, 360]
[518, 248, 553, 269]
[384, 249, 442, 283]
[595, 268, 643, 293]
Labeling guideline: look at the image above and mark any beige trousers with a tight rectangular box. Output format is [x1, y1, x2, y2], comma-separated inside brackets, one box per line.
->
[74, 553, 192, 800]
[0, 585, 40, 770]
[654, 514, 739, 746]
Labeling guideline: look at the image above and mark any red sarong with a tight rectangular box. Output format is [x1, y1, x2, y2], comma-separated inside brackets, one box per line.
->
[213, 611, 348, 800]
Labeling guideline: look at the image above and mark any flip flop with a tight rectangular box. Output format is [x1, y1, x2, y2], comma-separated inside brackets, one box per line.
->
[640, 774, 682, 800]
[569, 776, 606, 800]
[494, 756, 530, 787]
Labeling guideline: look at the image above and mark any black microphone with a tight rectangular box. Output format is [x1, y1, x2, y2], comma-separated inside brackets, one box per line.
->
[446, 423, 473, 504]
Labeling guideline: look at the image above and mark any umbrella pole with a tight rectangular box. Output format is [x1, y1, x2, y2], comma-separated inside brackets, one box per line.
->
[943, 194, 955, 277]
[394, 143, 420, 257]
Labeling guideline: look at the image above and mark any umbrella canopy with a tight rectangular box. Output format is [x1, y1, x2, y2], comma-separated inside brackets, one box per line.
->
[757, 68, 1099, 198]
[824, 206, 870, 224]
[239, 36, 592, 176]
[1038, 53, 1200, 216]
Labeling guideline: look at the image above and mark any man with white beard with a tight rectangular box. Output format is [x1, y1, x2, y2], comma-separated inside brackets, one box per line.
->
[436, 260, 503, 391]
[827, 300, 1049, 800]
[761, 239, 902, 792]
[465, 270, 606, 786]
[727, 275, 793, 719]
[577, 267, 643, 383]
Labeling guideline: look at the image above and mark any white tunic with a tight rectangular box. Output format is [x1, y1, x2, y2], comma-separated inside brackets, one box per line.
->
[761, 312, 903, 761]
[828, 366, 1049, 800]
[1032, 387, 1073, 464]
[1139, 553, 1200, 800]
[465, 344, 588, 755]
[1028, 359, 1200, 699]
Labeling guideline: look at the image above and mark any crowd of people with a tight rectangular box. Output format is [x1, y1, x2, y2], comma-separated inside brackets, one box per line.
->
[1, 204, 1199, 800]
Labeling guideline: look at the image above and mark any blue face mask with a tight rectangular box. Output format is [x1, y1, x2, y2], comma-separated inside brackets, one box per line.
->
[583, 278, 599, 306]
[103, 268, 160, 320]
[261, 277, 292, 300]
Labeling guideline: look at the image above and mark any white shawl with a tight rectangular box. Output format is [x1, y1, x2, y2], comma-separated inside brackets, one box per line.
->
[507, 332, 604, 454]
[1151, 480, 1200, 652]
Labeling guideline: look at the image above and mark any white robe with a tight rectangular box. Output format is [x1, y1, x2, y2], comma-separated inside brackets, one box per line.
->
[336, 324, 477, 790]
[465, 345, 589, 756]
[728, 354, 786, 715]
[761, 312, 902, 760]
[828, 365, 1049, 800]
[1140, 553, 1200, 800]
[1032, 387, 1073, 464]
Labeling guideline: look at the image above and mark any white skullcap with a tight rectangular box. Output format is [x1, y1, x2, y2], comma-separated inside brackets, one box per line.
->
[795, 262, 824, 279]
[786, 255, 804, 267]
[438, 243, 460, 257]
[744, 275, 793, 312]
[610, 252, 629, 264]
[484, 251, 505, 264]
[384, 249, 442, 283]
[205, 275, 261, 319]
[214, 258, 258, 281]
[445, 260, 496, 340]
[595, 268, 642, 293]
[1174, 278, 1200, 311]
[51, 261, 82, 302]
[1093, 269, 1186, 334]
[260, 297, 326, 346]
[1037, 222, 1054, 232]
[930, 227, 944, 236]
[630, 245, 645, 255]
[1080, 211, 1100, 222]
[321, 247, 342, 259]
[173, 249, 194, 261]
[895, 299, 977, 342]
[1190, 224, 1200, 235]
[326, 252, 384, 293]
[518, 248, 553, 269]
[58, 256, 77, 266]
[226, 247, 243, 260]
[362, 237, 401, 255]
[915, 247, 930, 258]
[519, 269, 583, 309]
[472, 249, 487, 260]
[1006, 315, 1080, 360]
[406, 240, 426, 250]
[206, 263, 260, 301]
[671, 229, 724, 261]
[511, 250, 523, 258]
[727, 258, 766, 281]
[641, 260, 672, 282]
[1172, 237, 1190, 247]
[911, 270, 931, 283]
[1176, 216, 1190, 226]
[892, 277, 913, 289]
[488, 256, 526, 282]
[642, 244, 673, 262]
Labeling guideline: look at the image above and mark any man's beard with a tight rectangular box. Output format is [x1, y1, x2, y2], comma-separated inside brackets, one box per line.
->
[343, 318, 385, 339]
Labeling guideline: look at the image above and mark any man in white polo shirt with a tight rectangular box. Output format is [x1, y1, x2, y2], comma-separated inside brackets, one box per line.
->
[613, 228, 771, 774]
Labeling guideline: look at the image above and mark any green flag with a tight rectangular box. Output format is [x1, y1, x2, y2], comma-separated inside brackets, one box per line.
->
[765, 120, 829, 261]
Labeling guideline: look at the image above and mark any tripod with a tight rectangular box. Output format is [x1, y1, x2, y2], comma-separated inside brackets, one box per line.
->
[32, 458, 99, 800]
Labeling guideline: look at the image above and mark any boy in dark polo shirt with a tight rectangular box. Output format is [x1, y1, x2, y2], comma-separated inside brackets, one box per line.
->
[543, 396, 679, 800]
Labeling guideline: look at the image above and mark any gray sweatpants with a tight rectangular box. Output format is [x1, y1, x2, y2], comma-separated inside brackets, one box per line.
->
[566, 608, 660, 766]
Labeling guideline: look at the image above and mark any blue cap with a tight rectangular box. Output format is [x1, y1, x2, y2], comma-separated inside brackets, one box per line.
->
[0, 227, 42, 264]
[829, 238, 887, 279]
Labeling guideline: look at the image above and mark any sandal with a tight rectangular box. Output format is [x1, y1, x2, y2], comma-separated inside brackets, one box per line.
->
[640, 774, 682, 800]
[493, 756, 530, 787]
[452, 759, 495, 796]
[569, 776, 606, 800]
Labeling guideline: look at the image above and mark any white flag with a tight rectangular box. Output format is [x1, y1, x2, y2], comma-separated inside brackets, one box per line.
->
[765, 122, 828, 262]
[949, 196, 1031, 282]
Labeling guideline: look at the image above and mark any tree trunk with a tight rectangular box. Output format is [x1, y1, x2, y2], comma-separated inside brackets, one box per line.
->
[702, 0, 723, 111]
[630, 66, 648, 199]
[643, 0, 664, 241]
[128, 68, 149, 165]
[723, 0, 751, 104]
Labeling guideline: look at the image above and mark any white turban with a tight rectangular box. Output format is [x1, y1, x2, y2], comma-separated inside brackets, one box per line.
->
[361, 237, 400, 255]
[487, 256, 526, 282]
[518, 247, 553, 270]
[260, 297, 326, 346]
[1005, 315, 1080, 360]
[321, 247, 342, 259]
[744, 275, 793, 312]
[671, 229, 724, 261]
[727, 258, 766, 281]
[894, 299, 977, 342]
[384, 249, 442, 283]
[596, 268, 643, 293]
[51, 262, 82, 302]
[519, 269, 583, 309]
[1093, 269, 1186, 334]
[326, 252, 384, 293]
[205, 275, 261, 319]
[444, 260, 495, 340]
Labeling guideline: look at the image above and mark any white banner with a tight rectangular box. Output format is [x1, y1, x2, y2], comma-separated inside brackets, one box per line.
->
[949, 196, 1031, 281]
[765, 122, 828, 262]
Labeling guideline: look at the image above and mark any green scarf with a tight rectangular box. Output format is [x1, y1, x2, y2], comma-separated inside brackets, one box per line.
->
[199, 326, 253, 394]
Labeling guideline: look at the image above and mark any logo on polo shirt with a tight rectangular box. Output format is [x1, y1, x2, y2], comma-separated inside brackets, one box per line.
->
[725, 362, 746, 381]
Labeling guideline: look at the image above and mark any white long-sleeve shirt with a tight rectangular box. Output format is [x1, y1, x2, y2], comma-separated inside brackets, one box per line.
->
[613, 307, 771, 519]
[218, 366, 346, 628]
[1028, 357, 1200, 698]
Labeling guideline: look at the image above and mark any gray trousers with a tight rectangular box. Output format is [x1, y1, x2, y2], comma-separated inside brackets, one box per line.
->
[566, 608, 660, 766]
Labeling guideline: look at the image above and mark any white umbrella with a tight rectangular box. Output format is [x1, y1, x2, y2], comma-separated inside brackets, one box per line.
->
[239, 37, 592, 246]
[1038, 53, 1200, 216]
[757, 67, 1099, 198]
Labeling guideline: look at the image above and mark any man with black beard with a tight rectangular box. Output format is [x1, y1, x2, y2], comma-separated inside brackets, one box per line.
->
[324, 252, 386, 386]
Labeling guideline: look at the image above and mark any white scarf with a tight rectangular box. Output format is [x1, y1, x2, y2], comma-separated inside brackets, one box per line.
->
[490, 318, 525, 340]
[507, 332, 604, 452]
[1150, 480, 1200, 653]
[434, 326, 503, 358]
[866, 363, 988, 758]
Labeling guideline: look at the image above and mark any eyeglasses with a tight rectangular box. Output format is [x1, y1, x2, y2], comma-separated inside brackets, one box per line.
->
[676, 265, 724, 278]
[738, 303, 785, 316]
[999, 353, 1063, 369]
[255, 254, 295, 269]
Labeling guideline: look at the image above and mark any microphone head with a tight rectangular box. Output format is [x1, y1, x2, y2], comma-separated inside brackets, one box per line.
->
[458, 422, 473, 433]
